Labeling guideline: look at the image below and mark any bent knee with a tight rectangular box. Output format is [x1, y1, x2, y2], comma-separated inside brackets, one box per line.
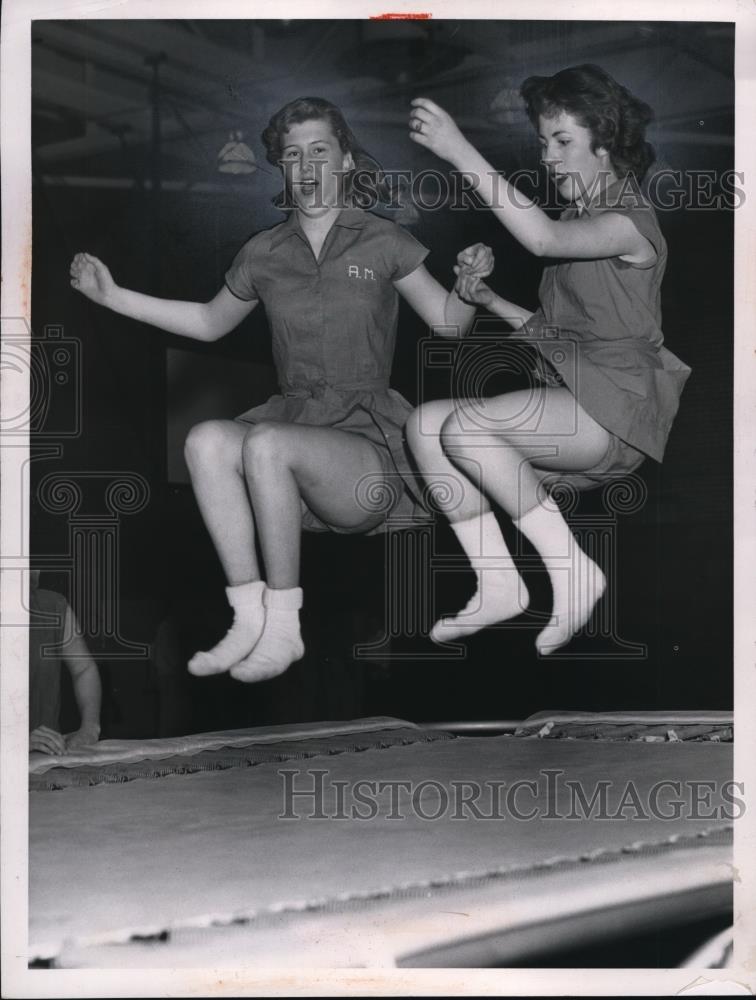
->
[405, 401, 454, 454]
[241, 421, 290, 466]
[438, 410, 472, 451]
[184, 420, 239, 468]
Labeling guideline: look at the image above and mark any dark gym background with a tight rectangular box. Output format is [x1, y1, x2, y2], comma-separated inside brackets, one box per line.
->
[30, 19, 733, 736]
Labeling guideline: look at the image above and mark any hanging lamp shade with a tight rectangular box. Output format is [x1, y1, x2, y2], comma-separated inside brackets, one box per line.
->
[489, 82, 524, 125]
[217, 130, 257, 174]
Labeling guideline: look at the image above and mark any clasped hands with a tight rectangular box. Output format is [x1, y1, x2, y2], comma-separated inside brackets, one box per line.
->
[454, 243, 495, 307]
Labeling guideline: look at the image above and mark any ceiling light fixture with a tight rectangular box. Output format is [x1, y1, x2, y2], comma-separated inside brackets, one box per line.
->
[217, 130, 257, 175]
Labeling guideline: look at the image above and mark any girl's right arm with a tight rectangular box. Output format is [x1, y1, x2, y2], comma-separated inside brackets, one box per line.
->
[483, 293, 533, 330]
[455, 269, 533, 330]
[70, 252, 258, 342]
[410, 100, 653, 263]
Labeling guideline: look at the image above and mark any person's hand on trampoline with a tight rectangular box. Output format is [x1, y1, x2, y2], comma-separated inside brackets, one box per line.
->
[70, 252, 117, 307]
[30, 725, 67, 756]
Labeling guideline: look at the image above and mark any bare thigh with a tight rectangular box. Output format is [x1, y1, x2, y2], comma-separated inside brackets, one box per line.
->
[244, 422, 392, 532]
[445, 387, 611, 474]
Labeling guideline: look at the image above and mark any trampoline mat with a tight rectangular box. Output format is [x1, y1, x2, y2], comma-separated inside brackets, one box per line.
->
[29, 732, 733, 965]
[29, 724, 452, 791]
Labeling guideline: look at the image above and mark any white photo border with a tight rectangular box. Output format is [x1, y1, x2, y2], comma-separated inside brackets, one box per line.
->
[2, 0, 754, 995]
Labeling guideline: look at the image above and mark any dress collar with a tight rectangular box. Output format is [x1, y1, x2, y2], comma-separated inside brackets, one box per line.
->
[269, 206, 367, 248]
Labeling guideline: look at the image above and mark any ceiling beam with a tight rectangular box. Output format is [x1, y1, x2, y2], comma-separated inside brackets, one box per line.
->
[82, 20, 264, 84]
[33, 91, 501, 165]
[37, 174, 256, 193]
[33, 67, 140, 120]
[33, 110, 227, 165]
[33, 22, 221, 101]
[657, 131, 734, 147]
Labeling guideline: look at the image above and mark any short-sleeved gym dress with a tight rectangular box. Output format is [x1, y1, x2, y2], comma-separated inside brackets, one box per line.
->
[225, 207, 431, 533]
[522, 178, 691, 489]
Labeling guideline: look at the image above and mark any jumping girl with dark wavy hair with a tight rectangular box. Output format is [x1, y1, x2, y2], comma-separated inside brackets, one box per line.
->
[70, 97, 491, 682]
[406, 65, 691, 654]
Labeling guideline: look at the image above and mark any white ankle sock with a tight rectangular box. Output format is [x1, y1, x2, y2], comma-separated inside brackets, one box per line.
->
[431, 511, 529, 644]
[188, 580, 266, 676]
[514, 503, 606, 655]
[230, 586, 304, 683]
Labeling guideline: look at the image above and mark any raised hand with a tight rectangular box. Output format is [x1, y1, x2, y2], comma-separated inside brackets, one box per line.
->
[69, 252, 117, 306]
[408, 98, 471, 165]
[456, 243, 494, 279]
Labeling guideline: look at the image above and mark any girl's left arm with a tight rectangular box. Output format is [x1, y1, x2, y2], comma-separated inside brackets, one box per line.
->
[62, 604, 102, 748]
[409, 99, 653, 263]
[394, 264, 476, 338]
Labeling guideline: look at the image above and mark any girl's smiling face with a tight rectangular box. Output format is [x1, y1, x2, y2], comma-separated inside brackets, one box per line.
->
[538, 110, 616, 205]
[279, 119, 354, 216]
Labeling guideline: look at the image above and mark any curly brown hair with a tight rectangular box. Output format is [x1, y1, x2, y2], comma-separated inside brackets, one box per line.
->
[262, 97, 389, 208]
[520, 64, 655, 181]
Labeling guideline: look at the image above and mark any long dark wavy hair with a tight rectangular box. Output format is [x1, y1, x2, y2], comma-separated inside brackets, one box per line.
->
[520, 64, 655, 181]
[262, 97, 391, 209]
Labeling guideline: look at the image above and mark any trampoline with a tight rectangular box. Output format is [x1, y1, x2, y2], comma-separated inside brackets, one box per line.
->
[28, 711, 734, 969]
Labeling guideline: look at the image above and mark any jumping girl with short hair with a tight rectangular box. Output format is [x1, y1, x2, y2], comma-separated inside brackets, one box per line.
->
[70, 97, 490, 682]
[406, 64, 691, 654]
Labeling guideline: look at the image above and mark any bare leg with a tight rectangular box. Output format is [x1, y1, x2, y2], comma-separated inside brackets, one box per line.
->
[405, 400, 490, 523]
[440, 388, 611, 653]
[439, 387, 610, 519]
[407, 401, 529, 641]
[184, 420, 260, 584]
[183, 420, 265, 674]
[231, 422, 388, 682]
[240, 422, 388, 589]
